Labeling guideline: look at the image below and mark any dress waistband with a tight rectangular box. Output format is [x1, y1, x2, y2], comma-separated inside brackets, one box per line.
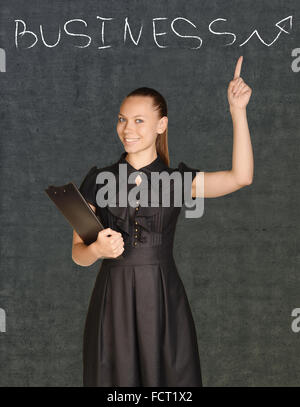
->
[102, 245, 174, 266]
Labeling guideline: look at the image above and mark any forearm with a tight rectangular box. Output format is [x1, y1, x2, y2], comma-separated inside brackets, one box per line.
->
[72, 241, 101, 267]
[230, 106, 254, 185]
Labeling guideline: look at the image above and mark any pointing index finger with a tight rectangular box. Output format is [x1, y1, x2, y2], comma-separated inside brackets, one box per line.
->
[233, 56, 243, 79]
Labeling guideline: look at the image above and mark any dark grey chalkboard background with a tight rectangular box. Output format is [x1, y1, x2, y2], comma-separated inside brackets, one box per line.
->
[0, 0, 299, 386]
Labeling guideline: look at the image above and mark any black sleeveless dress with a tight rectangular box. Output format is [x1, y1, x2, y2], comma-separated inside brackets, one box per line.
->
[79, 152, 203, 387]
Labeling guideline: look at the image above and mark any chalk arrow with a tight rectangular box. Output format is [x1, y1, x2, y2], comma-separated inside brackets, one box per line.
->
[276, 15, 293, 34]
[240, 15, 293, 47]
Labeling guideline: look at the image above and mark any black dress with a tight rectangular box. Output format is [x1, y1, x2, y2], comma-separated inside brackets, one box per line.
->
[79, 151, 203, 387]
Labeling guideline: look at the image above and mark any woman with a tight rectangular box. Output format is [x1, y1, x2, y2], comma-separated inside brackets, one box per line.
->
[72, 55, 253, 387]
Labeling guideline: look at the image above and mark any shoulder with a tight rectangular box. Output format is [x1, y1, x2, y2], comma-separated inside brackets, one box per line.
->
[172, 161, 201, 184]
[79, 163, 116, 206]
[79, 158, 121, 188]
[176, 161, 200, 173]
[164, 161, 200, 176]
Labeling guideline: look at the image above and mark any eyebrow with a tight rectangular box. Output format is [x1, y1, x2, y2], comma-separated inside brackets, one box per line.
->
[118, 113, 146, 118]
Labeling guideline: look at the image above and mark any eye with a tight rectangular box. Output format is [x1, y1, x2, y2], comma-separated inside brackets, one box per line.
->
[118, 117, 143, 123]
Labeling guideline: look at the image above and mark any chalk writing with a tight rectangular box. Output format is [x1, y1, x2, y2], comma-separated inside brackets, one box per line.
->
[14, 15, 293, 50]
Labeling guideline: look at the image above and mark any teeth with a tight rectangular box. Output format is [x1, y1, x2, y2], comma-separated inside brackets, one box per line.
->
[125, 138, 139, 141]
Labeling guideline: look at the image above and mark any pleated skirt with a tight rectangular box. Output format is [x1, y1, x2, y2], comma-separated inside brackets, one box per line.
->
[83, 246, 203, 387]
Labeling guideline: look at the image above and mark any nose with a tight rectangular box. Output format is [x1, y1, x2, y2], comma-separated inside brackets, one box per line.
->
[123, 120, 137, 133]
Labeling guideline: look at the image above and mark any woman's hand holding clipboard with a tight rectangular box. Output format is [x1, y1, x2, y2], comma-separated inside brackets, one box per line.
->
[45, 182, 124, 259]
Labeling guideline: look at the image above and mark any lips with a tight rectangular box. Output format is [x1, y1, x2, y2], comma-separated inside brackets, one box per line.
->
[124, 137, 140, 144]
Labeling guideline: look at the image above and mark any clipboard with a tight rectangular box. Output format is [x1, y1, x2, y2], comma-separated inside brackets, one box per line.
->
[45, 182, 123, 258]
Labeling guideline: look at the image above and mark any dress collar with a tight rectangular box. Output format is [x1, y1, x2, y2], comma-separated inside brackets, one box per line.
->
[107, 151, 168, 236]
[117, 151, 168, 175]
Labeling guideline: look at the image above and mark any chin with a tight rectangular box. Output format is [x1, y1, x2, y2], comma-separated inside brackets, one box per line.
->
[123, 143, 143, 152]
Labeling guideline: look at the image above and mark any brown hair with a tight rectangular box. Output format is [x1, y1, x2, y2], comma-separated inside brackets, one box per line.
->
[125, 87, 170, 167]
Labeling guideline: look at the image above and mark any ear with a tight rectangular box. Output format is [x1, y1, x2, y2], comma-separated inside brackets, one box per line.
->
[158, 116, 168, 134]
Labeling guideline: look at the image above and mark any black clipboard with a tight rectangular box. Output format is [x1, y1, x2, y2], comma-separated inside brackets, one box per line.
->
[45, 182, 123, 258]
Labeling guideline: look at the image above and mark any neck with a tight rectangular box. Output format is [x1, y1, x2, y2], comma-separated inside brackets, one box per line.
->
[125, 149, 158, 170]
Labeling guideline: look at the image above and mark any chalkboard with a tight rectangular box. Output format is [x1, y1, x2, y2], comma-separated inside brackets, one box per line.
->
[0, 0, 299, 387]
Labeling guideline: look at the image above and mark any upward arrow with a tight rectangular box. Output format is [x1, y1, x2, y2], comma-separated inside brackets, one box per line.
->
[276, 15, 293, 34]
[239, 15, 293, 47]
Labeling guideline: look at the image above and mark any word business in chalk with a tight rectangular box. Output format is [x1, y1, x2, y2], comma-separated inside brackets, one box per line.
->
[14, 15, 293, 49]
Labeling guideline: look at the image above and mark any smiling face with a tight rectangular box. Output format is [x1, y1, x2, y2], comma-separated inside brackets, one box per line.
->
[117, 95, 167, 154]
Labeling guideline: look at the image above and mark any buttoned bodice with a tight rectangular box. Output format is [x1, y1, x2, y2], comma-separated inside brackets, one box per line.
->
[79, 152, 200, 253]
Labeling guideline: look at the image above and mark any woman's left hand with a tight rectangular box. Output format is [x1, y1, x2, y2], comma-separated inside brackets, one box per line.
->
[227, 56, 252, 109]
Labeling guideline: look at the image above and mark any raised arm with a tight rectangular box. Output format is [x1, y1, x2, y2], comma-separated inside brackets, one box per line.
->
[192, 55, 253, 198]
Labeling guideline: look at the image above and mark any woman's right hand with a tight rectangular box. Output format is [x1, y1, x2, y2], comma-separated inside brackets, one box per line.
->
[91, 228, 124, 259]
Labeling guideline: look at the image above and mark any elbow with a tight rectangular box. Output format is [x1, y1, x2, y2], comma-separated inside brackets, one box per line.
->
[244, 177, 253, 186]
[232, 171, 253, 188]
[71, 249, 77, 264]
[236, 175, 253, 187]
[72, 255, 80, 265]
[235, 175, 253, 188]
[72, 251, 83, 266]
[72, 256, 89, 267]
[72, 252, 92, 267]
[72, 246, 84, 266]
